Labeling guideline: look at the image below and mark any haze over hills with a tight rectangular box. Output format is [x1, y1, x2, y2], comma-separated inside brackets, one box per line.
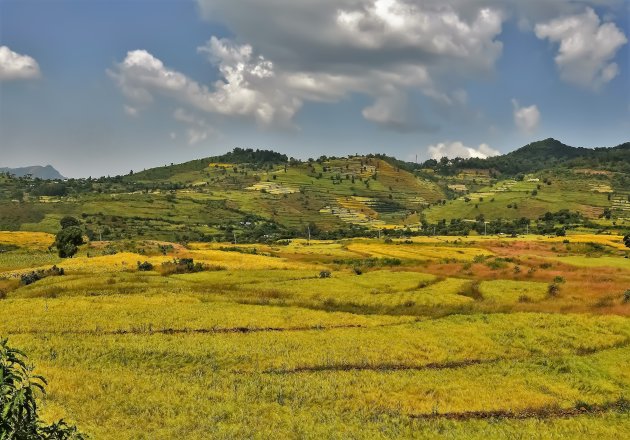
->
[0, 138, 628, 241]
[0, 165, 65, 180]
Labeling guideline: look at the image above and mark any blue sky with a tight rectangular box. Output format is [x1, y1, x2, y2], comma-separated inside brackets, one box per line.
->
[1, 0, 628, 177]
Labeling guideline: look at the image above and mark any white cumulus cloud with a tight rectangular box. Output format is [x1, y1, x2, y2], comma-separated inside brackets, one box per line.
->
[111, 1, 627, 132]
[197, 37, 301, 127]
[0, 46, 41, 81]
[535, 7, 627, 89]
[512, 99, 541, 134]
[109, 41, 302, 128]
[427, 141, 499, 160]
[191, 0, 508, 130]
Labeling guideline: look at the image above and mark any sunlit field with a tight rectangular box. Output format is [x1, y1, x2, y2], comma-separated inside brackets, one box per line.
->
[1, 231, 629, 439]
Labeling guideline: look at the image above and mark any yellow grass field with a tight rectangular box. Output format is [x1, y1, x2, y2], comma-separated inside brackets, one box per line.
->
[1, 231, 629, 439]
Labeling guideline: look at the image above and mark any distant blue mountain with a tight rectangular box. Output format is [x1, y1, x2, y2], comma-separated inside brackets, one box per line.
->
[0, 165, 65, 180]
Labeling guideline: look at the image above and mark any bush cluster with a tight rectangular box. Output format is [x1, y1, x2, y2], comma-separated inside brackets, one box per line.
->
[136, 261, 154, 271]
[158, 258, 225, 276]
[20, 265, 64, 286]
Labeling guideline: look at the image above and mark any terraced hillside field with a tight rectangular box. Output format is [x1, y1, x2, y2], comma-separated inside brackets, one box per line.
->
[1, 231, 629, 438]
[0, 157, 445, 240]
[2, 142, 629, 242]
[423, 170, 619, 223]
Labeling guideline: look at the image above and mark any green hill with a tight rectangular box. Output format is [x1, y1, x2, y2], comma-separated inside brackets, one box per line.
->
[0, 140, 628, 241]
[419, 139, 629, 225]
[128, 148, 288, 182]
[424, 138, 629, 175]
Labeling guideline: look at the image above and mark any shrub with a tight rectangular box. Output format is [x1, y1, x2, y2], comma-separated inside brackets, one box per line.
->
[20, 266, 64, 286]
[623, 290, 630, 304]
[20, 271, 43, 286]
[518, 294, 532, 303]
[319, 270, 332, 278]
[353, 267, 363, 275]
[159, 258, 214, 276]
[137, 261, 154, 271]
[548, 283, 560, 297]
[102, 246, 118, 256]
[553, 276, 565, 284]
[485, 259, 507, 270]
[458, 281, 483, 301]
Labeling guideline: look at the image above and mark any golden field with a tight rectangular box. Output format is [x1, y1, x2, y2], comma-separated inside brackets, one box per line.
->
[1, 231, 629, 439]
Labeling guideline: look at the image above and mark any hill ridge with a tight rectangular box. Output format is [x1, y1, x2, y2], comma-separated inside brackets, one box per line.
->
[0, 165, 65, 180]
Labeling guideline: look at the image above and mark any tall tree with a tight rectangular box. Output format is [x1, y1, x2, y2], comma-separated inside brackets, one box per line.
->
[54, 217, 84, 258]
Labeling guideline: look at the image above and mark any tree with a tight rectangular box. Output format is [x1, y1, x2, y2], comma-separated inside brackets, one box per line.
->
[0, 339, 85, 439]
[624, 234, 630, 248]
[32, 183, 68, 197]
[305, 221, 319, 238]
[54, 226, 84, 258]
[60, 216, 81, 229]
